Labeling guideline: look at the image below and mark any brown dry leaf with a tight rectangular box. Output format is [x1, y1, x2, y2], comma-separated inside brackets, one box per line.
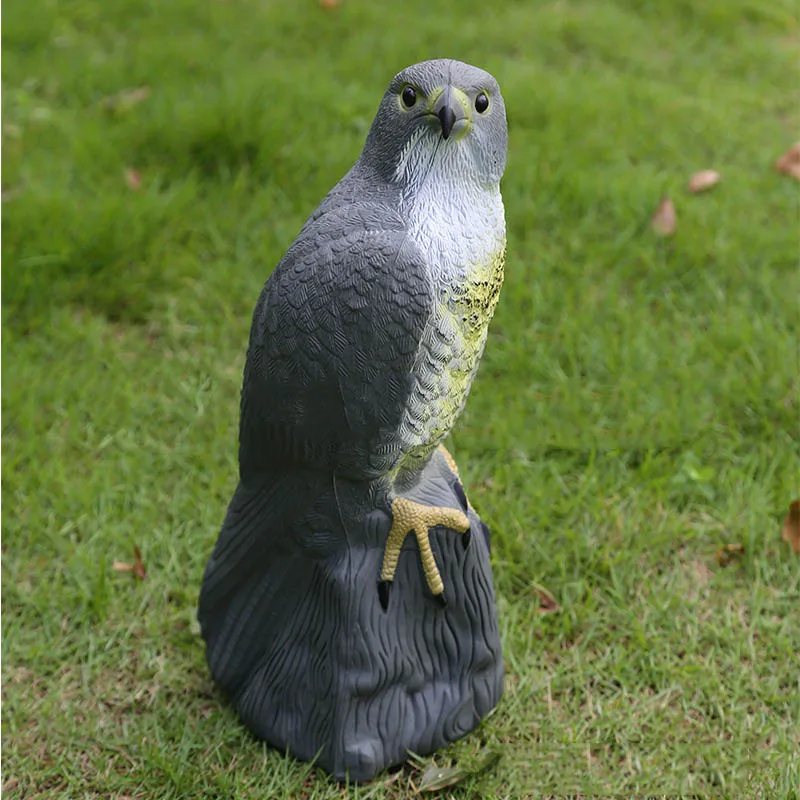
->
[124, 168, 142, 190]
[774, 143, 800, 180]
[781, 500, 800, 554]
[320, 0, 341, 8]
[533, 583, 560, 614]
[651, 197, 676, 236]
[2, 185, 23, 202]
[101, 86, 151, 114]
[133, 545, 147, 580]
[715, 543, 745, 567]
[688, 170, 721, 193]
[114, 546, 147, 580]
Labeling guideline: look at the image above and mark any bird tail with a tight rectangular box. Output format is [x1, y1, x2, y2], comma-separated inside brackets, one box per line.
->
[198, 470, 351, 694]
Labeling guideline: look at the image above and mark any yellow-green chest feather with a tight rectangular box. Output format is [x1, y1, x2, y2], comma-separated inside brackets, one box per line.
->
[393, 163, 506, 474]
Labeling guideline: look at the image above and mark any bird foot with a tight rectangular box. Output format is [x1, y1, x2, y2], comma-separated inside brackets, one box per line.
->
[378, 496, 470, 611]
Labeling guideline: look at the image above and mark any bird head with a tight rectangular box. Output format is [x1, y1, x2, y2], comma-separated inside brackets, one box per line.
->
[360, 59, 507, 190]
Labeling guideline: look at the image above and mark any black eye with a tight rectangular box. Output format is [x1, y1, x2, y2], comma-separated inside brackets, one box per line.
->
[475, 92, 489, 113]
[401, 86, 417, 108]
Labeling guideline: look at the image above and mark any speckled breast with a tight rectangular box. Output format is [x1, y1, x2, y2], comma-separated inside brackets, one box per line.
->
[394, 180, 506, 476]
[449, 243, 506, 356]
[431, 239, 506, 432]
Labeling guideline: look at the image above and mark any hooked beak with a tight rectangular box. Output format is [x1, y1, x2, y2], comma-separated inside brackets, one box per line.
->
[430, 86, 469, 141]
[438, 104, 457, 140]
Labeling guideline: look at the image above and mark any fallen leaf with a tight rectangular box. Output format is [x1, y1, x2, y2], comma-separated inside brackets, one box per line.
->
[417, 750, 501, 792]
[715, 543, 745, 567]
[775, 143, 800, 180]
[124, 168, 142, 190]
[688, 170, 721, 193]
[651, 197, 676, 236]
[133, 545, 147, 579]
[2, 185, 23, 202]
[320, 0, 341, 7]
[781, 500, 800, 554]
[113, 545, 147, 580]
[101, 86, 151, 114]
[532, 583, 560, 614]
[417, 763, 469, 792]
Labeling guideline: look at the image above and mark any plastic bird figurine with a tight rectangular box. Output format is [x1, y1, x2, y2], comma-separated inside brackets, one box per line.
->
[199, 59, 507, 781]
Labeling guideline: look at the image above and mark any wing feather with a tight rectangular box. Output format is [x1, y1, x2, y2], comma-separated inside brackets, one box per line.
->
[238, 202, 434, 481]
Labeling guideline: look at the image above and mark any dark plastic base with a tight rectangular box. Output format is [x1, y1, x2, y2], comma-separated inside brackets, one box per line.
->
[198, 448, 503, 781]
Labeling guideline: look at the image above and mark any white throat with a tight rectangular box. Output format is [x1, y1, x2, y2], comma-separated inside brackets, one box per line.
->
[394, 136, 505, 285]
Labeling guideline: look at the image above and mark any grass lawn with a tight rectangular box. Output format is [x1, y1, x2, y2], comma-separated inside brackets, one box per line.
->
[3, 0, 799, 796]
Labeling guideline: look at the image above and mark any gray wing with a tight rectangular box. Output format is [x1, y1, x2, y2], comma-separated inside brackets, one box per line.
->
[238, 201, 434, 480]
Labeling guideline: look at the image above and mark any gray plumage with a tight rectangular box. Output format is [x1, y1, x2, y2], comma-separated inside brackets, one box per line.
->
[199, 59, 507, 781]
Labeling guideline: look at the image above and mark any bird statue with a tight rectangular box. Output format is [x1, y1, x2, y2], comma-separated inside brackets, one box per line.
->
[199, 59, 507, 782]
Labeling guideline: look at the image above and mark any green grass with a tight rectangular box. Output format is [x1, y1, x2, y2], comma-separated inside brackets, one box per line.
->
[3, 0, 799, 796]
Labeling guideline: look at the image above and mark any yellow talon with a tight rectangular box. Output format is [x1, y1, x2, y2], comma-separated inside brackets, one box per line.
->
[380, 497, 470, 597]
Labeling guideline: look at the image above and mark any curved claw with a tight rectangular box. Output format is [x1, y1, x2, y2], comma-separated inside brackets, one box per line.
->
[378, 580, 392, 611]
[461, 528, 472, 550]
[379, 497, 469, 604]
